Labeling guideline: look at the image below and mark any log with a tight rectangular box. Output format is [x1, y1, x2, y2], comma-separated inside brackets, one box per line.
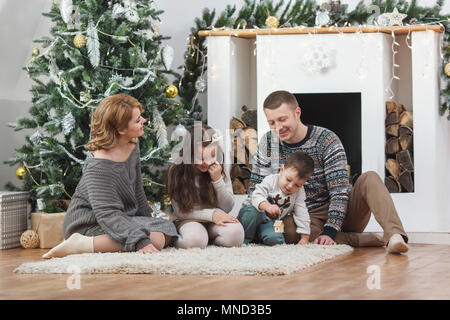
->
[241, 105, 257, 129]
[398, 171, 414, 192]
[385, 159, 400, 179]
[240, 127, 258, 155]
[232, 178, 247, 194]
[233, 136, 248, 164]
[399, 134, 413, 151]
[397, 150, 414, 171]
[239, 166, 252, 180]
[385, 176, 401, 193]
[243, 179, 250, 190]
[386, 101, 404, 115]
[398, 125, 413, 137]
[385, 112, 399, 126]
[399, 111, 413, 128]
[230, 164, 242, 181]
[230, 117, 246, 129]
[386, 124, 399, 137]
[385, 137, 400, 155]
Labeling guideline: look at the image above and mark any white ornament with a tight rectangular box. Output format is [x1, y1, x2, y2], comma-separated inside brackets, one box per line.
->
[315, 10, 330, 26]
[302, 43, 334, 74]
[151, 202, 169, 220]
[60, 0, 73, 25]
[30, 131, 44, 145]
[161, 45, 174, 71]
[80, 90, 91, 103]
[112, 0, 139, 23]
[36, 198, 45, 211]
[377, 8, 407, 26]
[62, 112, 76, 135]
[173, 124, 188, 137]
[195, 78, 207, 93]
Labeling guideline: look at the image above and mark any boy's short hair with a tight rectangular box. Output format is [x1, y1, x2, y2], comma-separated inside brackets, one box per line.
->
[284, 151, 314, 179]
[263, 90, 299, 110]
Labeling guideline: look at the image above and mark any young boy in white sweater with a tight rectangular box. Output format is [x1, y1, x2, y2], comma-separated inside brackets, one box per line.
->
[238, 151, 314, 245]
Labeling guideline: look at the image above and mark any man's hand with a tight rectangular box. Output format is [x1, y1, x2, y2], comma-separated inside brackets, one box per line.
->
[313, 235, 336, 245]
[208, 162, 222, 182]
[213, 211, 239, 226]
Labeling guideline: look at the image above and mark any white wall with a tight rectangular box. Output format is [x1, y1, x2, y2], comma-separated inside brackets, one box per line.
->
[0, 0, 449, 188]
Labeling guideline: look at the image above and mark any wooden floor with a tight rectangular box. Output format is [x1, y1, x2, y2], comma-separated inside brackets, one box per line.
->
[1, 244, 449, 300]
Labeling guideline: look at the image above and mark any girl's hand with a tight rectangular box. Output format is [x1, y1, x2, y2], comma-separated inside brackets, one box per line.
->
[212, 211, 239, 226]
[138, 243, 161, 254]
[208, 162, 222, 182]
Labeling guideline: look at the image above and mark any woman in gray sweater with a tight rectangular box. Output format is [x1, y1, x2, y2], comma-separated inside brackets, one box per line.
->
[43, 94, 177, 258]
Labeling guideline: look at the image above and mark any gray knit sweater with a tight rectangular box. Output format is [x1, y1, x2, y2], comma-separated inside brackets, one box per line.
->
[63, 144, 169, 251]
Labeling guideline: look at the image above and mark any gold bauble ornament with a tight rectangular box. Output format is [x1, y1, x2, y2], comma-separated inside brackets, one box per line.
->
[32, 47, 40, 56]
[265, 16, 279, 29]
[20, 230, 40, 249]
[16, 166, 26, 180]
[165, 85, 178, 98]
[73, 34, 87, 48]
[445, 63, 450, 77]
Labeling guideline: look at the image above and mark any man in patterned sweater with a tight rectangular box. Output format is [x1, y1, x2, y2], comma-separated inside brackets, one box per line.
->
[237, 90, 409, 253]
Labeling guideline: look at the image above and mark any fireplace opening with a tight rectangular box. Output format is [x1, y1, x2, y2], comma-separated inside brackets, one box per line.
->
[294, 93, 362, 183]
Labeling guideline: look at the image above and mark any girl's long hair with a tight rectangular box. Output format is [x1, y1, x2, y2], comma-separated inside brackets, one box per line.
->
[84, 94, 143, 151]
[165, 123, 225, 213]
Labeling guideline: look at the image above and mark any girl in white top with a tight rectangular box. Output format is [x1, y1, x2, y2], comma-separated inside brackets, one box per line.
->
[166, 123, 244, 249]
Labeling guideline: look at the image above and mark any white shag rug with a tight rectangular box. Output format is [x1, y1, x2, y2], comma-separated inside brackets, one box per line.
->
[14, 244, 353, 276]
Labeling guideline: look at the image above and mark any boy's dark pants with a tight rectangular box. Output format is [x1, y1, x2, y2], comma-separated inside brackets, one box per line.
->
[239, 172, 409, 247]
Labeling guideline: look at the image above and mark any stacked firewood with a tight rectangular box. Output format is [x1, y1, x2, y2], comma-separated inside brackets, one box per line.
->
[230, 106, 257, 194]
[384, 101, 414, 193]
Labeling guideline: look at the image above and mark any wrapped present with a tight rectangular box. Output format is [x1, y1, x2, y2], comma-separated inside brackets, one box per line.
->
[31, 212, 66, 249]
[0, 191, 29, 249]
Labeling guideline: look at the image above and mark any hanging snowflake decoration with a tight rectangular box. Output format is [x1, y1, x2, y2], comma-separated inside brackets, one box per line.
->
[62, 112, 76, 135]
[302, 43, 335, 74]
[195, 78, 207, 93]
[80, 90, 91, 103]
[109, 73, 125, 85]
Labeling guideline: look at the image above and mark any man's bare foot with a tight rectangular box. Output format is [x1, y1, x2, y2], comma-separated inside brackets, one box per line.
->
[387, 234, 409, 254]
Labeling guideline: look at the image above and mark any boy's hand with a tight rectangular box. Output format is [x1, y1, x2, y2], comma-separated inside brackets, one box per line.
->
[265, 204, 281, 218]
[297, 235, 310, 245]
[208, 162, 222, 182]
[213, 211, 239, 226]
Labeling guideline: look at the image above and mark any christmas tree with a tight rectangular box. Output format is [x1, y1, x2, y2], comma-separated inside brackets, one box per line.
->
[5, 0, 192, 213]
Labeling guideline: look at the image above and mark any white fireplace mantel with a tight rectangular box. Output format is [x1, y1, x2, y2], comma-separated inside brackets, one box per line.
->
[204, 27, 450, 233]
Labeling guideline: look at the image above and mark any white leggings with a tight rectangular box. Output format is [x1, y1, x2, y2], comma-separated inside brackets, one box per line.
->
[175, 221, 244, 249]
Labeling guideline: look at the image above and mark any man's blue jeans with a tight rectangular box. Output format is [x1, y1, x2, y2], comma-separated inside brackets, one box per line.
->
[237, 205, 285, 245]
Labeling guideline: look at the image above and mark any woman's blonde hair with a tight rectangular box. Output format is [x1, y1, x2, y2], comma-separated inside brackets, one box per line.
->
[84, 94, 143, 151]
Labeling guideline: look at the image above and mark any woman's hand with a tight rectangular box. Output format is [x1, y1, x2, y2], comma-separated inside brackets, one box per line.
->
[208, 162, 222, 182]
[138, 243, 161, 254]
[212, 210, 239, 226]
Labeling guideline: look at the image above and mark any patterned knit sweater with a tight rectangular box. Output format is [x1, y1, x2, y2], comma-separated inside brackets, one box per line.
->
[248, 125, 352, 239]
